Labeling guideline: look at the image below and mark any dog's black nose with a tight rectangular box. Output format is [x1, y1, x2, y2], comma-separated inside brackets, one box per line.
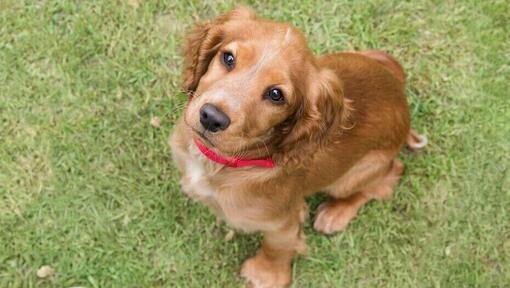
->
[199, 103, 230, 132]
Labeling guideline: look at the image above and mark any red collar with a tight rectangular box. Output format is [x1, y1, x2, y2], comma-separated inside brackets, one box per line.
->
[193, 138, 275, 168]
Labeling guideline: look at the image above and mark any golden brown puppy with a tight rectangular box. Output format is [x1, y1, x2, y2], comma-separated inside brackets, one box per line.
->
[170, 8, 426, 288]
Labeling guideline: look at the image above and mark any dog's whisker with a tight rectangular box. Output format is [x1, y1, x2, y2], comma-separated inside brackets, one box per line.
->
[259, 139, 271, 158]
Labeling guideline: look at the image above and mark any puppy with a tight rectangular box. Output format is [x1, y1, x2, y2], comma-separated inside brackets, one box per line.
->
[170, 8, 426, 288]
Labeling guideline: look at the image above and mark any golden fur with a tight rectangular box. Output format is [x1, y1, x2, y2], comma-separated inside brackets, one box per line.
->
[170, 8, 426, 288]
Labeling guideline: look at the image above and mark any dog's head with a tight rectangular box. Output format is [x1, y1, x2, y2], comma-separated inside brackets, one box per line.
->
[182, 8, 346, 161]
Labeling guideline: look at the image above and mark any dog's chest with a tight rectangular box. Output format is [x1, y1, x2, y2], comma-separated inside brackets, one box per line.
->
[177, 141, 287, 232]
[182, 144, 220, 200]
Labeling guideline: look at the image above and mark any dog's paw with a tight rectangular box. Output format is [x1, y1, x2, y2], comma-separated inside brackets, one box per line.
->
[313, 200, 358, 234]
[240, 254, 291, 288]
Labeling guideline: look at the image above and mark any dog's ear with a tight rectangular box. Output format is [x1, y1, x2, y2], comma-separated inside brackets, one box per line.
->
[282, 68, 346, 146]
[182, 7, 256, 93]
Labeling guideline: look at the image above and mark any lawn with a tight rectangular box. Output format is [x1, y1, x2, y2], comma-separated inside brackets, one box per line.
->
[1, 0, 509, 287]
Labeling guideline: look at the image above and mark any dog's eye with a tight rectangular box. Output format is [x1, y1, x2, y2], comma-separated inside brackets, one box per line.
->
[222, 52, 235, 70]
[265, 88, 285, 104]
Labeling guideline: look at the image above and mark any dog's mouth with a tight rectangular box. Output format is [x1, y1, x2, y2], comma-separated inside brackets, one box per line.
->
[190, 127, 216, 147]
[183, 115, 217, 148]
[186, 119, 276, 159]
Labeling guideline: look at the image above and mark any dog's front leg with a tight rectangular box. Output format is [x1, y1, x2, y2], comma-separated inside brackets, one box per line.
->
[240, 203, 307, 288]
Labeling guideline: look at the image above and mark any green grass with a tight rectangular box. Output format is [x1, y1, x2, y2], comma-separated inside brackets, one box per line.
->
[1, 0, 508, 287]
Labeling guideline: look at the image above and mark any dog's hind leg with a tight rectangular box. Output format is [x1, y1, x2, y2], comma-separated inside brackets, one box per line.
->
[314, 156, 404, 234]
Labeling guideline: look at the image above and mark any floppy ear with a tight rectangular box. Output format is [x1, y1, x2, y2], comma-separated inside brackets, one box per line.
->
[282, 68, 347, 146]
[182, 7, 256, 93]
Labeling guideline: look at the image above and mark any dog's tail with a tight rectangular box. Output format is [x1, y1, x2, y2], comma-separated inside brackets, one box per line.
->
[407, 129, 428, 151]
[359, 50, 405, 84]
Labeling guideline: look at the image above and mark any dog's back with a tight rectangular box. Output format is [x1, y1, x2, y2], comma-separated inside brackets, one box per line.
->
[319, 52, 410, 152]
[359, 50, 405, 84]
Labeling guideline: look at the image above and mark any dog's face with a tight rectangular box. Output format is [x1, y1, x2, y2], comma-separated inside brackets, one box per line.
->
[183, 8, 344, 158]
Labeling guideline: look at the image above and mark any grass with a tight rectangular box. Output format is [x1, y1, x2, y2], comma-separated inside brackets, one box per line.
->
[0, 0, 508, 287]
